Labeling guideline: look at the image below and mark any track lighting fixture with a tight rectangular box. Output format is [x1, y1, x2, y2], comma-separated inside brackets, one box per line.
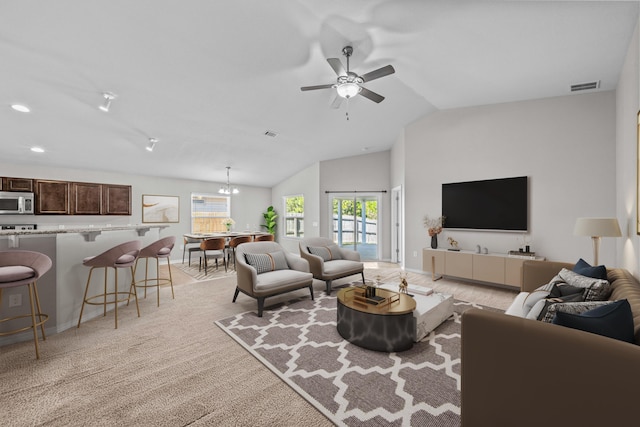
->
[99, 92, 116, 112]
[218, 166, 239, 195]
[146, 138, 157, 152]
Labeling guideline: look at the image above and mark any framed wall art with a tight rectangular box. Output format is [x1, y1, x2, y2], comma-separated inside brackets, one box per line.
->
[142, 194, 179, 223]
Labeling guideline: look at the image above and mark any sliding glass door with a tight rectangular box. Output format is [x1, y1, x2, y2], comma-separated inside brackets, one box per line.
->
[330, 194, 380, 260]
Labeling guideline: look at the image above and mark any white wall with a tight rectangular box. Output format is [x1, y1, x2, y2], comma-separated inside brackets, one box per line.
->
[616, 18, 640, 276]
[0, 162, 271, 260]
[271, 163, 320, 253]
[401, 91, 617, 272]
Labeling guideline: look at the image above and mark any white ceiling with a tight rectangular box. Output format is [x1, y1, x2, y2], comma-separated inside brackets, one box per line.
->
[0, 1, 638, 188]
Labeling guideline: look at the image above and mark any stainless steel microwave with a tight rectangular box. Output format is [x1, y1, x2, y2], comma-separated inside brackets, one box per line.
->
[0, 191, 35, 214]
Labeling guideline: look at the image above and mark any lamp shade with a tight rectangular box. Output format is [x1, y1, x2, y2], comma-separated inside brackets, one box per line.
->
[336, 82, 361, 99]
[573, 217, 622, 237]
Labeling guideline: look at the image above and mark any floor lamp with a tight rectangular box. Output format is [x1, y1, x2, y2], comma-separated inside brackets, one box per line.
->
[573, 217, 622, 266]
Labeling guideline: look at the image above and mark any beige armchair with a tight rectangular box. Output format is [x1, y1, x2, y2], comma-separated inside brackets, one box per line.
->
[234, 241, 314, 317]
[299, 237, 364, 295]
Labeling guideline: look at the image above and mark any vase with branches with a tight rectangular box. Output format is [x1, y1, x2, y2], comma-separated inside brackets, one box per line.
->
[423, 215, 445, 249]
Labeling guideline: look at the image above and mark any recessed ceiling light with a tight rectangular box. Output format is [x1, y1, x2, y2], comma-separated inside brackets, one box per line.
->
[11, 104, 31, 113]
[30, 146, 45, 153]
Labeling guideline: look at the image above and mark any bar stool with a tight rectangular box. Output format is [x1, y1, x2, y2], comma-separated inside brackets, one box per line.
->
[228, 236, 252, 270]
[0, 250, 52, 360]
[133, 236, 175, 307]
[253, 234, 275, 242]
[200, 237, 227, 275]
[77, 240, 142, 329]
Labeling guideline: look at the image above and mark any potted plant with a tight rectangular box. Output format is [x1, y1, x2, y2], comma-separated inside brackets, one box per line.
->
[262, 206, 277, 235]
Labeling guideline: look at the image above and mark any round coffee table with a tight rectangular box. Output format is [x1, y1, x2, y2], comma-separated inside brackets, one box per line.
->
[336, 286, 416, 352]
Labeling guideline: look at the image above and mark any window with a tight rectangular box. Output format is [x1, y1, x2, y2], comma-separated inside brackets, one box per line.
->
[284, 195, 304, 238]
[191, 193, 230, 233]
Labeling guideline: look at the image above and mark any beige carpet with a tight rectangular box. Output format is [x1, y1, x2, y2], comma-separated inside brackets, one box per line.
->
[0, 263, 517, 426]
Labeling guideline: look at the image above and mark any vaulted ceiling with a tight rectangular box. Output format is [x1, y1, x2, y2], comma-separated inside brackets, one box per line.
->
[1, 1, 638, 187]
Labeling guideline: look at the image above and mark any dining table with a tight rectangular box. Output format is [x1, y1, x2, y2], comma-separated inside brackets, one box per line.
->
[183, 231, 270, 240]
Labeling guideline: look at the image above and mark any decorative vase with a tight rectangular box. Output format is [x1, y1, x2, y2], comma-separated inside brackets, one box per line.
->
[430, 234, 438, 249]
[225, 225, 231, 232]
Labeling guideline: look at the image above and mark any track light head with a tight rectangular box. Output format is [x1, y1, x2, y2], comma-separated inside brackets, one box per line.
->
[146, 138, 157, 152]
[99, 92, 116, 112]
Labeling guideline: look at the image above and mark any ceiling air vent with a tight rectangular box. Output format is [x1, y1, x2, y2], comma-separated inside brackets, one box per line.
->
[264, 130, 277, 138]
[570, 81, 600, 92]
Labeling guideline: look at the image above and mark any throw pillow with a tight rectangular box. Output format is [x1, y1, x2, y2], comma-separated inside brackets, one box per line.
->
[548, 283, 585, 298]
[534, 292, 585, 321]
[244, 251, 289, 274]
[525, 284, 586, 320]
[540, 300, 613, 323]
[308, 245, 343, 261]
[536, 268, 611, 302]
[573, 258, 608, 280]
[552, 299, 635, 343]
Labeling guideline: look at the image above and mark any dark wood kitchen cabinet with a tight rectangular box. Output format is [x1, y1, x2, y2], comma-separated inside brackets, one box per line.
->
[34, 180, 70, 214]
[71, 182, 103, 215]
[102, 184, 131, 215]
[1, 177, 34, 192]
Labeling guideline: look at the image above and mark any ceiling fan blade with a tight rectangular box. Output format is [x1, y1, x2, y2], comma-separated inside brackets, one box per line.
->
[360, 65, 395, 82]
[330, 94, 344, 109]
[327, 58, 347, 76]
[300, 84, 335, 91]
[359, 87, 385, 103]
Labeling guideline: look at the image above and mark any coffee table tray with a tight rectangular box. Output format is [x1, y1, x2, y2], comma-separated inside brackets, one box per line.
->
[344, 286, 401, 308]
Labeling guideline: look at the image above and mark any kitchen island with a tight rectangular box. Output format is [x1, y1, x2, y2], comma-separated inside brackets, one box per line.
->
[0, 225, 169, 346]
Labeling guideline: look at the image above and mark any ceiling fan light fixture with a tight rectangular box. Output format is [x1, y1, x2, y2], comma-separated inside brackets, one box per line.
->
[336, 82, 361, 99]
[99, 92, 116, 112]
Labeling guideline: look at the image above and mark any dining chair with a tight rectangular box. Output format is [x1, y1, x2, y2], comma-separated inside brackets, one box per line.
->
[200, 237, 227, 274]
[183, 236, 202, 266]
[253, 234, 275, 242]
[227, 236, 252, 271]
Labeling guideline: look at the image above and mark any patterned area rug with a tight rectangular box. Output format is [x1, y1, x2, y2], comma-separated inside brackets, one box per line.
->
[216, 293, 493, 427]
[174, 260, 236, 281]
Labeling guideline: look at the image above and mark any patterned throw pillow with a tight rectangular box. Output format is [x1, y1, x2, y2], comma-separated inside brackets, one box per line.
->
[244, 251, 289, 274]
[308, 245, 343, 261]
[536, 268, 611, 301]
[540, 300, 614, 323]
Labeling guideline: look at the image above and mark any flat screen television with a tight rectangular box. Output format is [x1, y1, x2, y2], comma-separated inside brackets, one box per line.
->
[442, 176, 528, 231]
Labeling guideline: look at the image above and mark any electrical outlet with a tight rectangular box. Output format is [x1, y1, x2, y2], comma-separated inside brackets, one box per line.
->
[413, 251, 418, 257]
[9, 294, 22, 307]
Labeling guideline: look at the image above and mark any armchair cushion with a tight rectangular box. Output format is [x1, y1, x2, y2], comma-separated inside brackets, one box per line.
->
[308, 245, 343, 261]
[245, 251, 289, 274]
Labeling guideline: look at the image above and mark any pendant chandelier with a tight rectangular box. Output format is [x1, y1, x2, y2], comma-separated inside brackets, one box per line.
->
[219, 166, 239, 195]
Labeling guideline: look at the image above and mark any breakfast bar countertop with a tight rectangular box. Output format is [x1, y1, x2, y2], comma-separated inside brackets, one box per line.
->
[0, 224, 169, 243]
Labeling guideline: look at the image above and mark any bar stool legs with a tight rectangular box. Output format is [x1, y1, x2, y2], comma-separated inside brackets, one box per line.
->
[77, 265, 140, 329]
[132, 255, 174, 307]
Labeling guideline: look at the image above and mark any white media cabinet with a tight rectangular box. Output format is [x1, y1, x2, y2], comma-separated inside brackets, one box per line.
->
[422, 248, 545, 291]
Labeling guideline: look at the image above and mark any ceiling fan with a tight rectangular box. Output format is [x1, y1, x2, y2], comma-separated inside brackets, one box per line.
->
[300, 46, 395, 108]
